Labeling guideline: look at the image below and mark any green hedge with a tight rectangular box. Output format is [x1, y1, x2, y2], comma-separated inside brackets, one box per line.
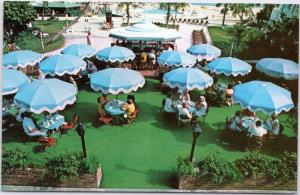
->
[178, 151, 297, 184]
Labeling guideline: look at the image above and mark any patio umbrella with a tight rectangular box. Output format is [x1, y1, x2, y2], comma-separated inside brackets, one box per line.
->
[90, 68, 145, 95]
[2, 68, 30, 95]
[38, 54, 87, 76]
[163, 67, 213, 91]
[95, 46, 135, 63]
[61, 43, 96, 59]
[256, 58, 298, 80]
[157, 51, 196, 68]
[14, 78, 77, 114]
[233, 80, 294, 115]
[187, 44, 221, 61]
[207, 57, 252, 76]
[3, 50, 43, 69]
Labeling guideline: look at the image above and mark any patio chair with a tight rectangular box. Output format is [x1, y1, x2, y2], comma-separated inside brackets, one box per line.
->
[22, 117, 48, 142]
[60, 114, 78, 134]
[99, 115, 114, 126]
[37, 137, 56, 152]
[177, 114, 192, 128]
[247, 135, 264, 149]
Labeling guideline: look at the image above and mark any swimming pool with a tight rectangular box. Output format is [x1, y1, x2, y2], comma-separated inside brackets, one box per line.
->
[144, 9, 177, 15]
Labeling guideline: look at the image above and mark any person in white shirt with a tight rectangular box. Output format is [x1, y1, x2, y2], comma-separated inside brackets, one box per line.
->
[179, 89, 191, 104]
[228, 111, 242, 131]
[248, 120, 267, 137]
[163, 93, 176, 113]
[178, 103, 192, 119]
[264, 114, 280, 135]
[194, 96, 207, 117]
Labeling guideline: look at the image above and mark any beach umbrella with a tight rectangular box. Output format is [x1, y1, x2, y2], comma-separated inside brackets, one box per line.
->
[39, 54, 87, 76]
[14, 78, 77, 114]
[157, 51, 196, 68]
[61, 43, 96, 59]
[95, 46, 135, 63]
[2, 68, 30, 95]
[233, 80, 294, 115]
[207, 57, 252, 76]
[3, 50, 43, 69]
[187, 43, 221, 61]
[90, 68, 145, 95]
[163, 67, 213, 91]
[256, 58, 298, 80]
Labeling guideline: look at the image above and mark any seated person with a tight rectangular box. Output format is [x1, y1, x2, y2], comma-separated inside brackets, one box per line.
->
[97, 94, 109, 117]
[87, 60, 98, 73]
[22, 112, 48, 137]
[248, 120, 267, 138]
[178, 103, 192, 119]
[228, 111, 242, 132]
[206, 78, 221, 98]
[148, 49, 156, 68]
[241, 109, 256, 118]
[140, 51, 148, 64]
[194, 96, 207, 117]
[122, 95, 136, 120]
[16, 107, 27, 122]
[163, 93, 176, 113]
[263, 113, 280, 135]
[225, 84, 234, 106]
[179, 89, 191, 104]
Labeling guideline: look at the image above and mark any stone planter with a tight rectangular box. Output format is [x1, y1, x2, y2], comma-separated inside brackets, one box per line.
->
[2, 166, 102, 188]
[178, 175, 296, 191]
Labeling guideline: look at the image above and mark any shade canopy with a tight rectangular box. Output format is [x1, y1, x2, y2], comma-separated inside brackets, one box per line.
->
[96, 46, 135, 63]
[14, 79, 77, 114]
[256, 58, 298, 80]
[39, 54, 86, 76]
[157, 51, 196, 68]
[187, 44, 221, 61]
[233, 80, 294, 115]
[3, 50, 43, 69]
[207, 57, 252, 77]
[109, 21, 181, 41]
[90, 68, 145, 95]
[61, 43, 96, 58]
[2, 68, 30, 95]
[163, 67, 213, 91]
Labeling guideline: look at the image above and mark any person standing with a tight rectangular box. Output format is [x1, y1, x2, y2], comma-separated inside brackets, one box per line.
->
[87, 31, 92, 46]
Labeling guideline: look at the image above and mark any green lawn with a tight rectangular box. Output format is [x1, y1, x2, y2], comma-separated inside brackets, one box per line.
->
[208, 26, 234, 57]
[2, 78, 297, 189]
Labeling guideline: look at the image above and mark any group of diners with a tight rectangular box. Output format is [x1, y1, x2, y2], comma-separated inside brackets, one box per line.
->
[97, 94, 138, 125]
[162, 89, 208, 124]
[226, 109, 282, 139]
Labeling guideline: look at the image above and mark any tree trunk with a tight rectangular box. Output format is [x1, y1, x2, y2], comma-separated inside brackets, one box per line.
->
[126, 4, 130, 26]
[173, 8, 177, 27]
[166, 5, 170, 28]
[42, 5, 45, 21]
[222, 11, 226, 27]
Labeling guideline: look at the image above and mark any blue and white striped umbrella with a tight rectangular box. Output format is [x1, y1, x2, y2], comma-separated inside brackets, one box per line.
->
[207, 57, 252, 76]
[90, 68, 145, 95]
[61, 43, 96, 59]
[157, 51, 196, 68]
[2, 68, 30, 95]
[39, 54, 87, 76]
[256, 58, 298, 80]
[14, 78, 77, 114]
[3, 50, 43, 69]
[96, 46, 135, 63]
[163, 68, 213, 91]
[233, 80, 294, 115]
[187, 44, 221, 61]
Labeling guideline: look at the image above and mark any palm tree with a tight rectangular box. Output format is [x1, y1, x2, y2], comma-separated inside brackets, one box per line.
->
[159, 3, 174, 28]
[216, 3, 230, 28]
[173, 3, 189, 26]
[42, 1, 48, 21]
[118, 3, 138, 26]
[230, 4, 254, 22]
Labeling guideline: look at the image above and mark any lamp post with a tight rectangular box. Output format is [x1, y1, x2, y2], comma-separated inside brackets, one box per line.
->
[75, 122, 87, 158]
[189, 124, 202, 162]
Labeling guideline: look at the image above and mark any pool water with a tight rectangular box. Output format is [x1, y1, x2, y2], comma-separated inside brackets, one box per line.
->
[144, 9, 177, 15]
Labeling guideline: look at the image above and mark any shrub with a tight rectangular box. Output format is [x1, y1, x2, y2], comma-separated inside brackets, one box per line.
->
[178, 156, 196, 176]
[2, 148, 29, 172]
[196, 153, 240, 184]
[45, 152, 101, 182]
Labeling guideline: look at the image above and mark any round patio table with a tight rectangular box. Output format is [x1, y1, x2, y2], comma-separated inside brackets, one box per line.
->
[39, 114, 65, 131]
[174, 100, 196, 113]
[240, 116, 258, 132]
[104, 100, 126, 116]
